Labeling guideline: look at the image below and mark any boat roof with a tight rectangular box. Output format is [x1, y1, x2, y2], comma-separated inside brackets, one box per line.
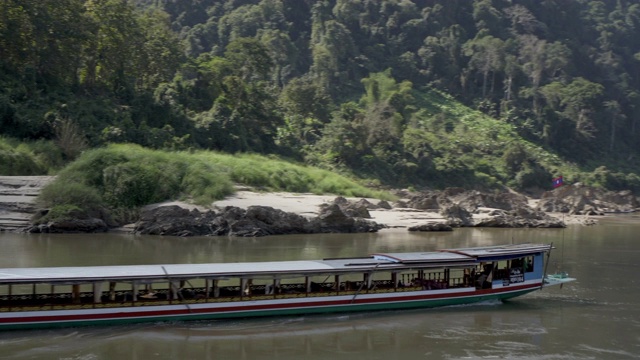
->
[0, 243, 550, 284]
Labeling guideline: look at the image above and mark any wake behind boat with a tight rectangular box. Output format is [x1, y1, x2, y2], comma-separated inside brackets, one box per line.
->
[0, 243, 575, 330]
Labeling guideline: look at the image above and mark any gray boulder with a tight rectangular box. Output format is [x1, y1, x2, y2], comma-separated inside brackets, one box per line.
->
[406, 192, 442, 211]
[328, 197, 373, 218]
[229, 205, 310, 237]
[474, 206, 565, 228]
[134, 205, 217, 236]
[133, 202, 384, 237]
[28, 217, 109, 233]
[377, 200, 393, 209]
[440, 203, 474, 227]
[539, 184, 638, 214]
[308, 203, 383, 233]
[408, 222, 453, 232]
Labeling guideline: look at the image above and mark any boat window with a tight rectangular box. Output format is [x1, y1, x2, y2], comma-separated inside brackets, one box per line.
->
[511, 258, 523, 269]
[525, 256, 534, 272]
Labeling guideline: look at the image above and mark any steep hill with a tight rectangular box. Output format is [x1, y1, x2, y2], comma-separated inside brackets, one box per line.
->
[1, 0, 639, 192]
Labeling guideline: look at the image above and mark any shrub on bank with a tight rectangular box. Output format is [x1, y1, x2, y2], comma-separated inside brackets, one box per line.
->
[37, 144, 394, 225]
[0, 137, 64, 175]
[196, 152, 393, 200]
[41, 144, 235, 210]
[39, 181, 103, 212]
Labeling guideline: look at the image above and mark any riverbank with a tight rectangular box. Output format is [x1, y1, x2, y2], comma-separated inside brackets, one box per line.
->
[206, 190, 594, 228]
[0, 176, 54, 231]
[0, 176, 610, 232]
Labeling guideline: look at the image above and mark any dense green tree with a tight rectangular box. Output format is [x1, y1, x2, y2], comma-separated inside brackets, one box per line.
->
[136, 10, 184, 91]
[83, 0, 143, 96]
[0, 0, 89, 89]
[3, 0, 640, 191]
[463, 35, 505, 98]
[225, 37, 274, 82]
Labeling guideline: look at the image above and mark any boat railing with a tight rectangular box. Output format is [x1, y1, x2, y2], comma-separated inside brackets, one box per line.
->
[0, 276, 472, 312]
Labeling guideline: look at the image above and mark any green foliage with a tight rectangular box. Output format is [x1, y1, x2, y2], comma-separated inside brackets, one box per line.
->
[196, 152, 391, 199]
[0, 147, 46, 176]
[0, 137, 63, 175]
[102, 162, 165, 208]
[38, 181, 103, 214]
[3, 0, 640, 195]
[53, 144, 231, 209]
[26, 139, 66, 171]
[181, 161, 234, 206]
[502, 142, 528, 175]
[39, 144, 393, 222]
[513, 163, 552, 190]
[35, 204, 84, 224]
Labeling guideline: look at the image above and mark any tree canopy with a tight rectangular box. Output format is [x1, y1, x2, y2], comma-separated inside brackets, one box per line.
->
[2, 0, 640, 192]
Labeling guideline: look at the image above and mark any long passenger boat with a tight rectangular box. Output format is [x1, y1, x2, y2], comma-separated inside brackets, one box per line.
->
[0, 243, 575, 330]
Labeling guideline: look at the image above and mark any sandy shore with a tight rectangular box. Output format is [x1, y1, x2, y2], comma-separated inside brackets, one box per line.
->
[211, 191, 447, 229]
[208, 190, 592, 228]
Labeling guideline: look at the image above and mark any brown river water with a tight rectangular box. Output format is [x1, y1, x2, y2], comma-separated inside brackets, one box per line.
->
[0, 215, 639, 359]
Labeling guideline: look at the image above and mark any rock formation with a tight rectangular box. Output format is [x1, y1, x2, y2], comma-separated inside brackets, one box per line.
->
[131, 201, 383, 237]
[3, 175, 638, 235]
[0, 176, 54, 231]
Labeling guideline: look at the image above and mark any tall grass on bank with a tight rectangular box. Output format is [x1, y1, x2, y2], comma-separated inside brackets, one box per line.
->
[193, 152, 393, 200]
[38, 144, 393, 222]
[0, 137, 64, 175]
[41, 144, 235, 210]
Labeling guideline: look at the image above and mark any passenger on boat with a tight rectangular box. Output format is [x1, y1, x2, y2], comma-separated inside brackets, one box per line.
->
[476, 263, 494, 289]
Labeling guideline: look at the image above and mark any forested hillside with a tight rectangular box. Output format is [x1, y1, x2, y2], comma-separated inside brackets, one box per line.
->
[2, 0, 640, 192]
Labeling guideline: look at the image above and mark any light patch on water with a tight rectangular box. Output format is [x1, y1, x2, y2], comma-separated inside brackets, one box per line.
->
[422, 324, 547, 341]
[576, 344, 639, 358]
[446, 351, 594, 360]
[59, 355, 100, 360]
[492, 341, 538, 351]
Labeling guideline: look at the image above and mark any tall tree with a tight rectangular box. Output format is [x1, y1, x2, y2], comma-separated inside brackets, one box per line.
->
[83, 0, 144, 97]
[0, 0, 89, 89]
[463, 35, 504, 98]
[136, 9, 184, 91]
[603, 100, 625, 153]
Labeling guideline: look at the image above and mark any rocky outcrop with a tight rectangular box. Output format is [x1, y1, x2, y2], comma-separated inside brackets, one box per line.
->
[308, 203, 383, 233]
[26, 206, 115, 234]
[3, 175, 638, 234]
[403, 188, 568, 228]
[537, 183, 638, 214]
[132, 206, 218, 236]
[220, 205, 311, 237]
[0, 176, 113, 234]
[330, 196, 372, 218]
[29, 217, 109, 233]
[408, 222, 453, 232]
[132, 201, 383, 237]
[457, 191, 528, 212]
[0, 176, 54, 231]
[405, 192, 444, 211]
[439, 203, 474, 227]
[473, 207, 565, 228]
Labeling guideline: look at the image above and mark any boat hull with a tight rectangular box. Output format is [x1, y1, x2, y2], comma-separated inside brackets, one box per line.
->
[0, 282, 541, 331]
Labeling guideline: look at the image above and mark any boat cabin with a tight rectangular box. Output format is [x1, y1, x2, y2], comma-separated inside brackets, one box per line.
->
[0, 244, 549, 312]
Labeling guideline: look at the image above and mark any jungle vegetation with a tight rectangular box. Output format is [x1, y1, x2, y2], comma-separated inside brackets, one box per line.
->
[2, 0, 640, 195]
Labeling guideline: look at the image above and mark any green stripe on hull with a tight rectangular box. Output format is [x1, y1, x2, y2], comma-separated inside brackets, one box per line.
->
[0, 289, 536, 331]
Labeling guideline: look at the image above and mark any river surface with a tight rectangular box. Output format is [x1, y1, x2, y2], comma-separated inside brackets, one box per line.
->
[1, 215, 639, 359]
